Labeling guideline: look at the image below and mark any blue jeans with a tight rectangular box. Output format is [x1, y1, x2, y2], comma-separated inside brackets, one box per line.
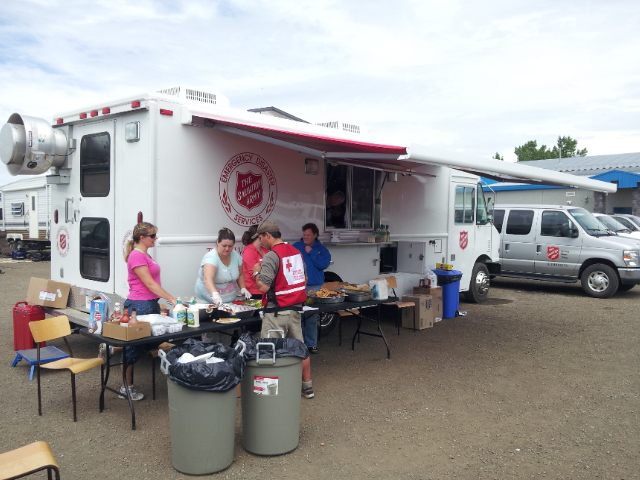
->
[122, 299, 160, 364]
[302, 285, 321, 348]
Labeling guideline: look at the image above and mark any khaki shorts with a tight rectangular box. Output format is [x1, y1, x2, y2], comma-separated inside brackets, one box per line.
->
[260, 309, 303, 342]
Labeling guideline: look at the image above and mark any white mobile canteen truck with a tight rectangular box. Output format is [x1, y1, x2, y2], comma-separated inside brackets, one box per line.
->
[0, 86, 616, 323]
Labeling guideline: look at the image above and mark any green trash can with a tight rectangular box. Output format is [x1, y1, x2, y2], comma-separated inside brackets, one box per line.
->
[159, 340, 245, 474]
[167, 379, 236, 474]
[241, 336, 305, 456]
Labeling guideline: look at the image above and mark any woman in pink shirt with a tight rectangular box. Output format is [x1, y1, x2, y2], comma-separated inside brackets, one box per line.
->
[120, 222, 177, 401]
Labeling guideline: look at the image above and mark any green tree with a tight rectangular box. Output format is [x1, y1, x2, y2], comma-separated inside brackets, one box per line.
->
[515, 136, 588, 162]
[492, 152, 504, 161]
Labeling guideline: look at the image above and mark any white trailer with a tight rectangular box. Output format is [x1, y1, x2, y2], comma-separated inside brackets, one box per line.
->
[0, 86, 615, 321]
[0, 176, 51, 251]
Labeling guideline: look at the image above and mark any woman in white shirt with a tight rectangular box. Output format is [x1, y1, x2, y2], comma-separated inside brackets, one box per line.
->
[195, 228, 251, 304]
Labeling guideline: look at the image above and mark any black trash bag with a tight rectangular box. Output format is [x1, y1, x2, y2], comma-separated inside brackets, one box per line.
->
[433, 269, 463, 285]
[166, 338, 245, 392]
[239, 333, 309, 361]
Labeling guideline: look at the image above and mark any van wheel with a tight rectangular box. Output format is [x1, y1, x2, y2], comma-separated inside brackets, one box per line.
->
[319, 312, 338, 335]
[581, 264, 619, 298]
[464, 262, 490, 303]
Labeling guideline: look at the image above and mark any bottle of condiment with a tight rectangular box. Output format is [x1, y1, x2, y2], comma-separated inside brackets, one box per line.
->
[187, 297, 199, 328]
[160, 304, 169, 316]
[173, 297, 187, 325]
[110, 302, 123, 323]
[119, 308, 130, 326]
[128, 307, 140, 326]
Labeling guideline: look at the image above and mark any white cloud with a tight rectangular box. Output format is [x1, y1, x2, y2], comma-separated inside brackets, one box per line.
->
[0, 0, 639, 186]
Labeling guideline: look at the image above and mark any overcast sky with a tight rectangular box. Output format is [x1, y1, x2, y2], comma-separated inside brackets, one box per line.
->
[1, 0, 639, 187]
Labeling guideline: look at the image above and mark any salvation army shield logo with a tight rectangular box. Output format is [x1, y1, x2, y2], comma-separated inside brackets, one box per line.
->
[236, 171, 263, 210]
[547, 246, 560, 260]
[459, 231, 469, 250]
[56, 225, 70, 257]
[219, 152, 277, 227]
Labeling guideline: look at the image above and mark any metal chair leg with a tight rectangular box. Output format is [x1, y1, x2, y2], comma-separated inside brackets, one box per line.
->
[71, 373, 78, 422]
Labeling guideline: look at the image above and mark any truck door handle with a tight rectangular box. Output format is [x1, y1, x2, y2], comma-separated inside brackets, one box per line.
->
[65, 198, 74, 224]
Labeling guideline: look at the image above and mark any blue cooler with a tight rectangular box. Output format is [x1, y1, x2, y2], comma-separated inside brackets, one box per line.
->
[433, 269, 462, 318]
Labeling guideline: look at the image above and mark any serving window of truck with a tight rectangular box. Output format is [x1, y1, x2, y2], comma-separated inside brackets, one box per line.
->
[325, 163, 376, 230]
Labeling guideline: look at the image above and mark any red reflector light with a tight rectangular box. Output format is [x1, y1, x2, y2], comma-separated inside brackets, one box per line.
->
[56, 118, 63, 124]
[160, 109, 173, 116]
[102, 107, 111, 114]
[131, 101, 141, 108]
[54, 210, 59, 224]
[79, 113, 87, 119]
[90, 110, 98, 117]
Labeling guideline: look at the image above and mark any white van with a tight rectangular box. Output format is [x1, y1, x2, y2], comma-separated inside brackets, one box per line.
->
[492, 204, 640, 298]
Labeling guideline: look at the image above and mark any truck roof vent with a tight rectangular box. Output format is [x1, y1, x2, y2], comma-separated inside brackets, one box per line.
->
[157, 86, 230, 107]
[316, 121, 366, 135]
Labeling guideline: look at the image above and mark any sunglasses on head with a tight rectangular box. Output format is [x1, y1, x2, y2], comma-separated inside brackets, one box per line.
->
[144, 233, 157, 239]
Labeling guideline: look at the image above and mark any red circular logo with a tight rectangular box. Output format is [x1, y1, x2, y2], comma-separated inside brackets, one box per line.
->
[56, 225, 70, 257]
[219, 152, 277, 226]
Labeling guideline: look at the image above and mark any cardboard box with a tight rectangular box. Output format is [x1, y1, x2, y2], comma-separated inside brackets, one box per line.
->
[412, 287, 443, 320]
[102, 321, 151, 341]
[401, 295, 436, 330]
[413, 286, 442, 297]
[322, 281, 349, 291]
[26, 277, 71, 308]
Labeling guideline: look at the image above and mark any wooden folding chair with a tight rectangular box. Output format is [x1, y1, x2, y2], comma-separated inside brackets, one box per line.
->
[0, 441, 60, 480]
[29, 316, 105, 422]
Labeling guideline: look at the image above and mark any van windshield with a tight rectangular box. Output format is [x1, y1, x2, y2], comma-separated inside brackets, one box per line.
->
[568, 208, 614, 237]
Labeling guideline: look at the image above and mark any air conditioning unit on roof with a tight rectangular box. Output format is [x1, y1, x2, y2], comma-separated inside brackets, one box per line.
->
[157, 86, 230, 108]
[316, 121, 367, 135]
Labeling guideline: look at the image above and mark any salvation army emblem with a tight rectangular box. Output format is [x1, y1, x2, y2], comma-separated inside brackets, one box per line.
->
[219, 152, 277, 227]
[547, 246, 560, 260]
[236, 171, 263, 210]
[459, 231, 469, 250]
[56, 225, 70, 257]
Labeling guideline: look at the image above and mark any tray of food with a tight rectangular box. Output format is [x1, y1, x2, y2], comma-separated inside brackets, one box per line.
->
[309, 287, 346, 304]
[338, 285, 373, 302]
[216, 302, 260, 319]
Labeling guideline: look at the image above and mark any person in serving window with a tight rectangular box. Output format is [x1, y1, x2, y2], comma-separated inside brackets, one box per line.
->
[293, 223, 331, 354]
[326, 191, 346, 228]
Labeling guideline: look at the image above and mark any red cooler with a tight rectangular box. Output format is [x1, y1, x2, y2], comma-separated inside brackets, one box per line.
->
[13, 301, 46, 351]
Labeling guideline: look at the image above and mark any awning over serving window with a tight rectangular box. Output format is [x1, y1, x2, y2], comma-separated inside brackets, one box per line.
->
[182, 105, 617, 193]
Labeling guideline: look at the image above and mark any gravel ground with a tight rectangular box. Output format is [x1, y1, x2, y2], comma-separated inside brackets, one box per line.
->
[1, 259, 638, 479]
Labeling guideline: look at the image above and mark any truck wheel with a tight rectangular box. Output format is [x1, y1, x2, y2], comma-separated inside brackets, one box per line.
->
[319, 312, 338, 336]
[581, 264, 619, 298]
[464, 262, 490, 303]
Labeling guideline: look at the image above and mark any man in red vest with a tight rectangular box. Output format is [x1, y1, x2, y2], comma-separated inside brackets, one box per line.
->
[252, 221, 314, 399]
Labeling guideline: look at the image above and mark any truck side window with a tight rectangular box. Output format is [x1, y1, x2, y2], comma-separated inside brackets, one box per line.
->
[454, 186, 474, 224]
[80, 217, 110, 282]
[80, 132, 110, 197]
[493, 209, 505, 233]
[476, 186, 490, 225]
[325, 163, 375, 230]
[505, 209, 534, 235]
[541, 211, 571, 237]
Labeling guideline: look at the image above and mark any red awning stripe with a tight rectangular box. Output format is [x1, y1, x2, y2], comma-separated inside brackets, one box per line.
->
[197, 115, 408, 156]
